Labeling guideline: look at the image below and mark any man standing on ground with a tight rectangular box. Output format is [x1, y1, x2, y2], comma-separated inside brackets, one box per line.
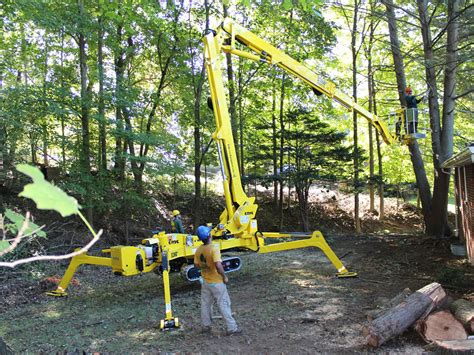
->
[194, 225, 241, 336]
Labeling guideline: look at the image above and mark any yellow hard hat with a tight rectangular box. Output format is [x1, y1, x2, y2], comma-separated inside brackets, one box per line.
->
[172, 210, 180, 216]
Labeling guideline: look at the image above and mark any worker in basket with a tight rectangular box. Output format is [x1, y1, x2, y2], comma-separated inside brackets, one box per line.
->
[404, 87, 424, 134]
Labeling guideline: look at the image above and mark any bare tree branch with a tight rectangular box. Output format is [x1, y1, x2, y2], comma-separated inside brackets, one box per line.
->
[0, 229, 102, 268]
[454, 88, 474, 100]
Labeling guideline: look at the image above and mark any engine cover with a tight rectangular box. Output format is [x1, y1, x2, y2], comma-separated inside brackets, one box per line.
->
[111, 246, 145, 276]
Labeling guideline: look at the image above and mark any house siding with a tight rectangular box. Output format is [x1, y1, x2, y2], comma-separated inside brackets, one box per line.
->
[455, 164, 474, 265]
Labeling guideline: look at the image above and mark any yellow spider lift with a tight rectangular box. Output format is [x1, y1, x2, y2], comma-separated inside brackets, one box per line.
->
[47, 18, 401, 330]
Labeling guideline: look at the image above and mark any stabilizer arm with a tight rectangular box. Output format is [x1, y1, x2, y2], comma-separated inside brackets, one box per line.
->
[258, 231, 357, 277]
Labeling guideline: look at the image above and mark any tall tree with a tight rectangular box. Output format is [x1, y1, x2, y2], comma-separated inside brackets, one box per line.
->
[417, 0, 459, 236]
[97, 1, 107, 172]
[340, 0, 365, 233]
[286, 108, 351, 231]
[384, 0, 461, 236]
[191, 0, 211, 228]
[223, 4, 240, 168]
[77, 0, 93, 223]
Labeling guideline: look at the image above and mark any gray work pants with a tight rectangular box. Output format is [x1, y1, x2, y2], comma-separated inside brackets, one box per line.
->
[201, 281, 238, 332]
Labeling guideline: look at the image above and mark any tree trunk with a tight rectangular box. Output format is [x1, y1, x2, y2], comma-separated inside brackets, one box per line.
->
[272, 79, 278, 209]
[375, 130, 384, 220]
[0, 73, 6, 192]
[192, 0, 210, 228]
[371, 58, 384, 219]
[97, 6, 107, 172]
[60, 31, 67, 166]
[223, 4, 240, 168]
[351, 0, 361, 234]
[366, 14, 376, 213]
[42, 35, 49, 167]
[0, 68, 7, 191]
[204, 162, 208, 198]
[296, 187, 309, 232]
[78, 0, 93, 225]
[417, 0, 444, 236]
[122, 106, 142, 189]
[278, 74, 286, 230]
[363, 282, 447, 348]
[420, 0, 459, 237]
[384, 0, 433, 230]
[113, 9, 126, 180]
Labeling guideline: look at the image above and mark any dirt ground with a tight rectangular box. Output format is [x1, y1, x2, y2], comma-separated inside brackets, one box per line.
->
[1, 231, 473, 353]
[1, 187, 473, 353]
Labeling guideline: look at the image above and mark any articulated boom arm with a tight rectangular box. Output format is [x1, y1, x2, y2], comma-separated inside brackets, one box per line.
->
[204, 18, 395, 238]
[220, 18, 395, 145]
[204, 25, 258, 238]
[220, 19, 395, 144]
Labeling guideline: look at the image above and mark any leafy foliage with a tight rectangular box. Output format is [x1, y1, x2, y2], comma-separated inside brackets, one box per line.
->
[0, 0, 470, 234]
[17, 165, 80, 217]
[4, 209, 46, 238]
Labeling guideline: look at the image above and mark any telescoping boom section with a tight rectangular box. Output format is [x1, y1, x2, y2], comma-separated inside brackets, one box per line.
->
[203, 18, 395, 240]
[48, 19, 367, 330]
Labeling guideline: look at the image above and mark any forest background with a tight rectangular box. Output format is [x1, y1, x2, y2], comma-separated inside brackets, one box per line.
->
[0, 0, 472, 251]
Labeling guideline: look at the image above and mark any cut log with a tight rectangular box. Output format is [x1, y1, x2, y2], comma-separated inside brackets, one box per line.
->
[366, 288, 412, 322]
[415, 310, 467, 342]
[451, 299, 474, 333]
[363, 282, 447, 348]
[434, 339, 474, 351]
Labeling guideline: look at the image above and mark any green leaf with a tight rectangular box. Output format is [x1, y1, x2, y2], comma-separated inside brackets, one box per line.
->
[282, 0, 292, 10]
[17, 164, 44, 181]
[16, 164, 80, 217]
[0, 241, 10, 253]
[4, 209, 47, 238]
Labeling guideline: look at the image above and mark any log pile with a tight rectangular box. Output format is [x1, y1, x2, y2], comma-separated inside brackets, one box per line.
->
[362, 282, 474, 351]
[451, 299, 474, 333]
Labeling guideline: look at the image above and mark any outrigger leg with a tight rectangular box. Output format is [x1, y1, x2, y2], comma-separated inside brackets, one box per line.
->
[258, 231, 357, 278]
[159, 251, 179, 330]
[46, 250, 112, 297]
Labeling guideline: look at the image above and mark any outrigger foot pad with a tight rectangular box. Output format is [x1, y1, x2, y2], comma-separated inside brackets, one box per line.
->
[46, 289, 68, 297]
[336, 271, 358, 278]
[160, 318, 180, 330]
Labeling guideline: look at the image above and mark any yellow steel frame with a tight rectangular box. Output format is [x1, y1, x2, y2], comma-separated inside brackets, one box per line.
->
[49, 18, 406, 329]
[47, 231, 353, 329]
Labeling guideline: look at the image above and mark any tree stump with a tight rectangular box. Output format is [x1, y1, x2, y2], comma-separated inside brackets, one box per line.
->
[450, 299, 474, 333]
[415, 310, 467, 342]
[363, 282, 446, 347]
